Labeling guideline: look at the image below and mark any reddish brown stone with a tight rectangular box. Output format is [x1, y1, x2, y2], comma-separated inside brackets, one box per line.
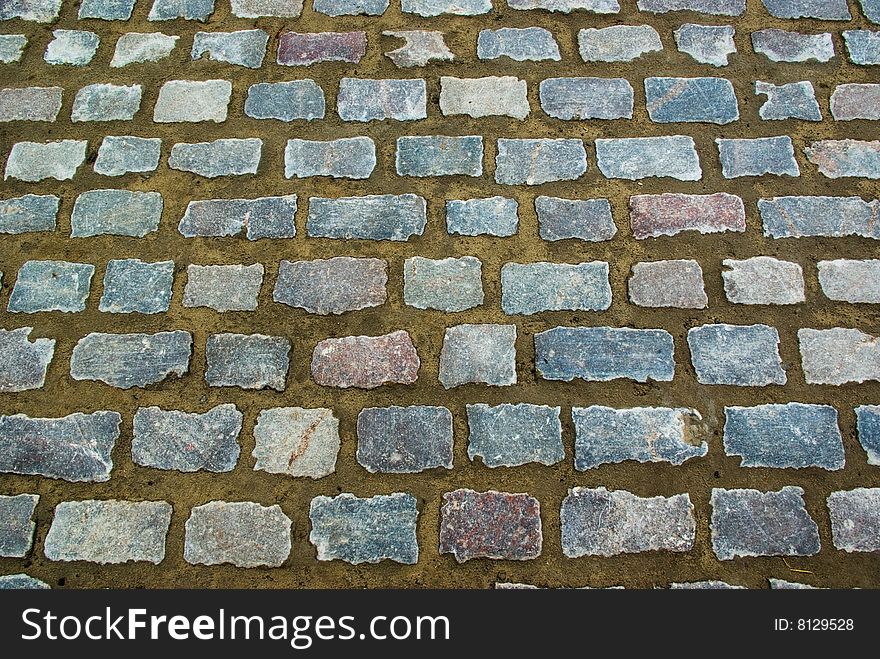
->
[311, 330, 420, 389]
[629, 192, 745, 239]
[439, 489, 542, 563]
[277, 32, 367, 66]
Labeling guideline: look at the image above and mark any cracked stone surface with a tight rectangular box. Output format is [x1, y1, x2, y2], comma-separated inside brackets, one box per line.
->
[184, 501, 291, 567]
[70, 331, 192, 388]
[645, 76, 739, 124]
[253, 407, 340, 478]
[179, 196, 297, 239]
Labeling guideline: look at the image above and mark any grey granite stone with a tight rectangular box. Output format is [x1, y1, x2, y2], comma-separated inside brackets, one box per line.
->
[574, 406, 707, 469]
[495, 138, 587, 185]
[253, 407, 339, 478]
[0, 494, 38, 557]
[4, 140, 87, 182]
[383, 30, 454, 67]
[629, 260, 707, 308]
[670, 581, 744, 589]
[723, 403, 844, 470]
[717, 136, 799, 177]
[153, 79, 231, 123]
[595, 136, 701, 180]
[99, 259, 174, 314]
[192, 30, 267, 68]
[285, 137, 375, 179]
[0, 35, 27, 63]
[311, 331, 420, 389]
[44, 30, 99, 65]
[0, 87, 62, 122]
[357, 406, 453, 473]
[71, 189, 163, 237]
[562, 487, 695, 557]
[71, 331, 191, 388]
[310, 493, 418, 564]
[133, 405, 242, 473]
[439, 324, 517, 388]
[274, 257, 387, 314]
[501, 261, 611, 314]
[799, 327, 880, 385]
[0, 328, 54, 391]
[169, 139, 261, 178]
[578, 25, 661, 62]
[78, 0, 137, 19]
[71, 83, 141, 122]
[396, 135, 483, 177]
[439, 76, 529, 119]
[467, 403, 563, 467]
[761, 0, 850, 20]
[536, 326, 675, 382]
[45, 500, 172, 564]
[148, 0, 215, 20]
[402, 0, 490, 15]
[637, 0, 744, 14]
[184, 501, 291, 567]
[0, 574, 49, 589]
[94, 136, 161, 176]
[819, 260, 880, 303]
[645, 76, 739, 124]
[111, 32, 178, 67]
[245, 80, 324, 121]
[674, 24, 735, 66]
[307, 194, 426, 241]
[752, 29, 834, 63]
[755, 80, 821, 121]
[805, 140, 880, 179]
[0, 195, 58, 233]
[179, 196, 297, 239]
[831, 83, 880, 120]
[722, 257, 805, 305]
[446, 197, 518, 236]
[315, 0, 387, 14]
[769, 579, 820, 589]
[507, 0, 619, 9]
[687, 324, 786, 386]
[759, 196, 880, 238]
[478, 27, 560, 61]
[539, 77, 633, 120]
[843, 30, 880, 65]
[183, 264, 263, 312]
[0, 0, 61, 21]
[862, 0, 880, 23]
[205, 333, 289, 390]
[535, 197, 616, 241]
[0, 411, 120, 482]
[337, 78, 426, 122]
[231, 0, 302, 16]
[404, 256, 483, 311]
[710, 487, 820, 560]
[828, 489, 880, 552]
[8, 260, 94, 313]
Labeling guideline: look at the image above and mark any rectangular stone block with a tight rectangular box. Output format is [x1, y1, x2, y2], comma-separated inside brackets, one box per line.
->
[675, 24, 736, 66]
[184, 501, 291, 567]
[245, 81, 325, 121]
[717, 136, 800, 177]
[831, 84, 880, 121]
[312, 330, 420, 389]
[439, 76, 529, 119]
[722, 257, 805, 305]
[752, 29, 834, 63]
[637, 0, 744, 14]
[383, 30, 454, 67]
[578, 26, 662, 62]
[756, 80, 821, 121]
[315, 0, 387, 15]
[760, 196, 880, 238]
[467, 403, 563, 467]
[253, 407, 340, 478]
[183, 264, 263, 312]
[819, 260, 880, 303]
[231, 0, 302, 17]
[539, 77, 633, 120]
[191, 29, 267, 68]
[508, 0, 620, 11]
[285, 137, 375, 179]
[306, 194, 426, 241]
[148, 0, 215, 20]
[111, 32, 178, 67]
[761, 0, 850, 19]
[179, 196, 297, 239]
[805, 140, 880, 179]
[440, 324, 517, 388]
[396, 136, 482, 177]
[0, 87, 62, 122]
[828, 489, 880, 553]
[536, 197, 616, 241]
[495, 138, 587, 185]
[0, 327, 54, 392]
[71, 331, 192, 389]
[0, 195, 58, 234]
[629, 193, 745, 238]
[646, 76, 738, 124]
[274, 257, 387, 314]
[78, 0, 137, 19]
[94, 136, 162, 177]
[0, 0, 61, 21]
[338, 78, 426, 121]
[687, 324, 786, 386]
[4, 140, 87, 182]
[403, 0, 491, 15]
[862, 0, 880, 23]
[0, 494, 38, 558]
[205, 333, 289, 391]
[501, 261, 611, 314]
[629, 260, 707, 309]
[99, 259, 174, 314]
[0, 574, 49, 589]
[404, 256, 483, 312]
[71, 84, 141, 122]
[0, 35, 27, 63]
[843, 30, 880, 66]
[478, 27, 560, 61]
[277, 31, 366, 65]
[446, 197, 518, 237]
[44, 30, 99, 66]
[71, 189, 163, 237]
[8, 260, 94, 313]
[595, 136, 701, 181]
[799, 327, 880, 385]
[153, 79, 231, 123]
[169, 139, 261, 178]
[357, 406, 453, 473]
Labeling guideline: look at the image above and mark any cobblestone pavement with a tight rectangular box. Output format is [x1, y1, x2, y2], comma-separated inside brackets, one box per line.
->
[1, 0, 879, 590]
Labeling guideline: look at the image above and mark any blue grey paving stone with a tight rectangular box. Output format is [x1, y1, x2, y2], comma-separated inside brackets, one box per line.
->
[723, 403, 844, 470]
[71, 189, 163, 238]
[356, 406, 453, 473]
[805, 140, 880, 179]
[755, 81, 821, 121]
[111, 32, 178, 67]
[168, 139, 262, 178]
[561, 487, 695, 557]
[761, 0, 850, 20]
[819, 260, 880, 303]
[4, 140, 87, 182]
[315, 0, 388, 14]
[205, 333, 289, 390]
[0, 327, 54, 392]
[0, 494, 38, 557]
[274, 257, 387, 314]
[311, 331, 420, 389]
[507, 0, 620, 11]
[637, 0, 744, 13]
[843, 30, 880, 65]
[674, 24, 735, 67]
[752, 29, 834, 63]
[467, 403, 563, 467]
[0, 195, 58, 233]
[828, 489, 880, 552]
[191, 30, 268, 68]
[710, 487, 820, 560]
[670, 581, 744, 589]
[44, 30, 99, 65]
[0, 574, 49, 589]
[645, 77, 739, 125]
[535, 197, 616, 241]
[383, 30, 455, 67]
[309, 493, 418, 564]
[577, 26, 662, 62]
[574, 406, 707, 469]
[45, 500, 172, 564]
[687, 324, 786, 386]
[629, 260, 707, 309]
[183, 264, 264, 312]
[446, 197, 518, 237]
[253, 407, 340, 478]
[396, 135, 482, 177]
[337, 78, 427, 122]
[184, 502, 291, 568]
[439, 76, 529, 119]
[0, 412, 119, 482]
[402, 0, 490, 15]
[245, 81, 325, 121]
[94, 136, 161, 176]
[769, 579, 820, 589]
[231, 0, 302, 16]
[79, 0, 137, 19]
[722, 257, 805, 305]
[799, 327, 880, 385]
[8, 260, 94, 313]
[759, 196, 880, 239]
[831, 84, 880, 120]
[863, 0, 880, 23]
[439, 324, 517, 388]
[501, 261, 611, 315]
[285, 137, 375, 179]
[307, 194, 426, 241]
[717, 136, 799, 178]
[0, 0, 61, 21]
[153, 80, 231, 123]
[179, 196, 297, 239]
[0, 35, 27, 63]
[0, 87, 62, 122]
[71, 84, 141, 122]
[539, 78, 633, 120]
[630, 194, 743, 236]
[71, 331, 192, 388]
[404, 256, 483, 312]
[148, 0, 215, 20]
[99, 259, 174, 314]
[477, 27, 560, 62]
[495, 139, 587, 185]
[133, 405, 242, 473]
[535, 326, 675, 383]
[595, 136, 701, 180]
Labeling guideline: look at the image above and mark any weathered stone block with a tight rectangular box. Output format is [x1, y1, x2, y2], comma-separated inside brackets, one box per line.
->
[312, 330, 420, 389]
[183, 264, 263, 312]
[629, 260, 707, 309]
[71, 189, 163, 237]
[861, 0, 880, 23]
[539, 77, 633, 120]
[402, 0, 491, 15]
[338, 78, 426, 121]
[446, 197, 518, 237]
[44, 30, 99, 66]
[756, 80, 821, 121]
[805, 140, 880, 179]
[205, 333, 289, 391]
[831, 84, 880, 121]
[595, 136, 701, 180]
[819, 260, 880, 303]
[637, 0, 744, 14]
[0, 195, 57, 234]
[148, 0, 215, 20]
[179, 196, 297, 239]
[274, 257, 387, 314]
[535, 197, 616, 241]
[306, 194, 426, 241]
[383, 30, 454, 67]
[184, 501, 291, 567]
[111, 32, 178, 67]
[855, 405, 880, 464]
[0, 87, 62, 122]
[670, 581, 744, 589]
[843, 30, 880, 66]
[0, 574, 49, 589]
[315, 0, 387, 14]
[94, 136, 161, 176]
[253, 407, 339, 478]
[231, 0, 302, 17]
[674, 24, 735, 66]
[467, 404, 563, 467]
[646, 76, 739, 124]
[4, 140, 87, 182]
[827, 489, 880, 553]
[0, 35, 27, 63]
[722, 257, 805, 305]
[752, 29, 834, 63]
[717, 136, 800, 177]
[769, 579, 819, 589]
[396, 135, 482, 177]
[439, 76, 528, 119]
[99, 259, 174, 314]
[8, 260, 94, 313]
[285, 137, 375, 179]
[71, 84, 141, 122]
[245, 81, 324, 121]
[357, 406, 453, 473]
[501, 261, 611, 314]
[761, 0, 850, 20]
[153, 80, 231, 123]
[71, 331, 192, 388]
[578, 25, 662, 62]
[495, 138, 587, 185]
[0, 327, 54, 392]
[404, 256, 483, 311]
[191, 30, 267, 68]
[277, 31, 366, 65]
[478, 27, 560, 61]
[0, 0, 61, 22]
[508, 0, 620, 11]
[630, 193, 744, 238]
[78, 0, 137, 19]
[760, 196, 880, 238]
[169, 139, 262, 178]
[799, 327, 880, 385]
[439, 324, 517, 388]
[0, 494, 38, 557]
[687, 324, 786, 386]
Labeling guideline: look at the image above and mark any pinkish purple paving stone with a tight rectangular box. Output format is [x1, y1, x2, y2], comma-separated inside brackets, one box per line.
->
[827, 489, 880, 553]
[277, 32, 367, 66]
[439, 324, 517, 388]
[629, 193, 745, 238]
[752, 29, 834, 63]
[804, 140, 880, 179]
[831, 84, 880, 121]
[439, 489, 542, 562]
[274, 257, 387, 314]
[184, 501, 291, 567]
[0, 328, 54, 392]
[356, 405, 453, 473]
[0, 87, 62, 122]
[311, 330, 420, 389]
